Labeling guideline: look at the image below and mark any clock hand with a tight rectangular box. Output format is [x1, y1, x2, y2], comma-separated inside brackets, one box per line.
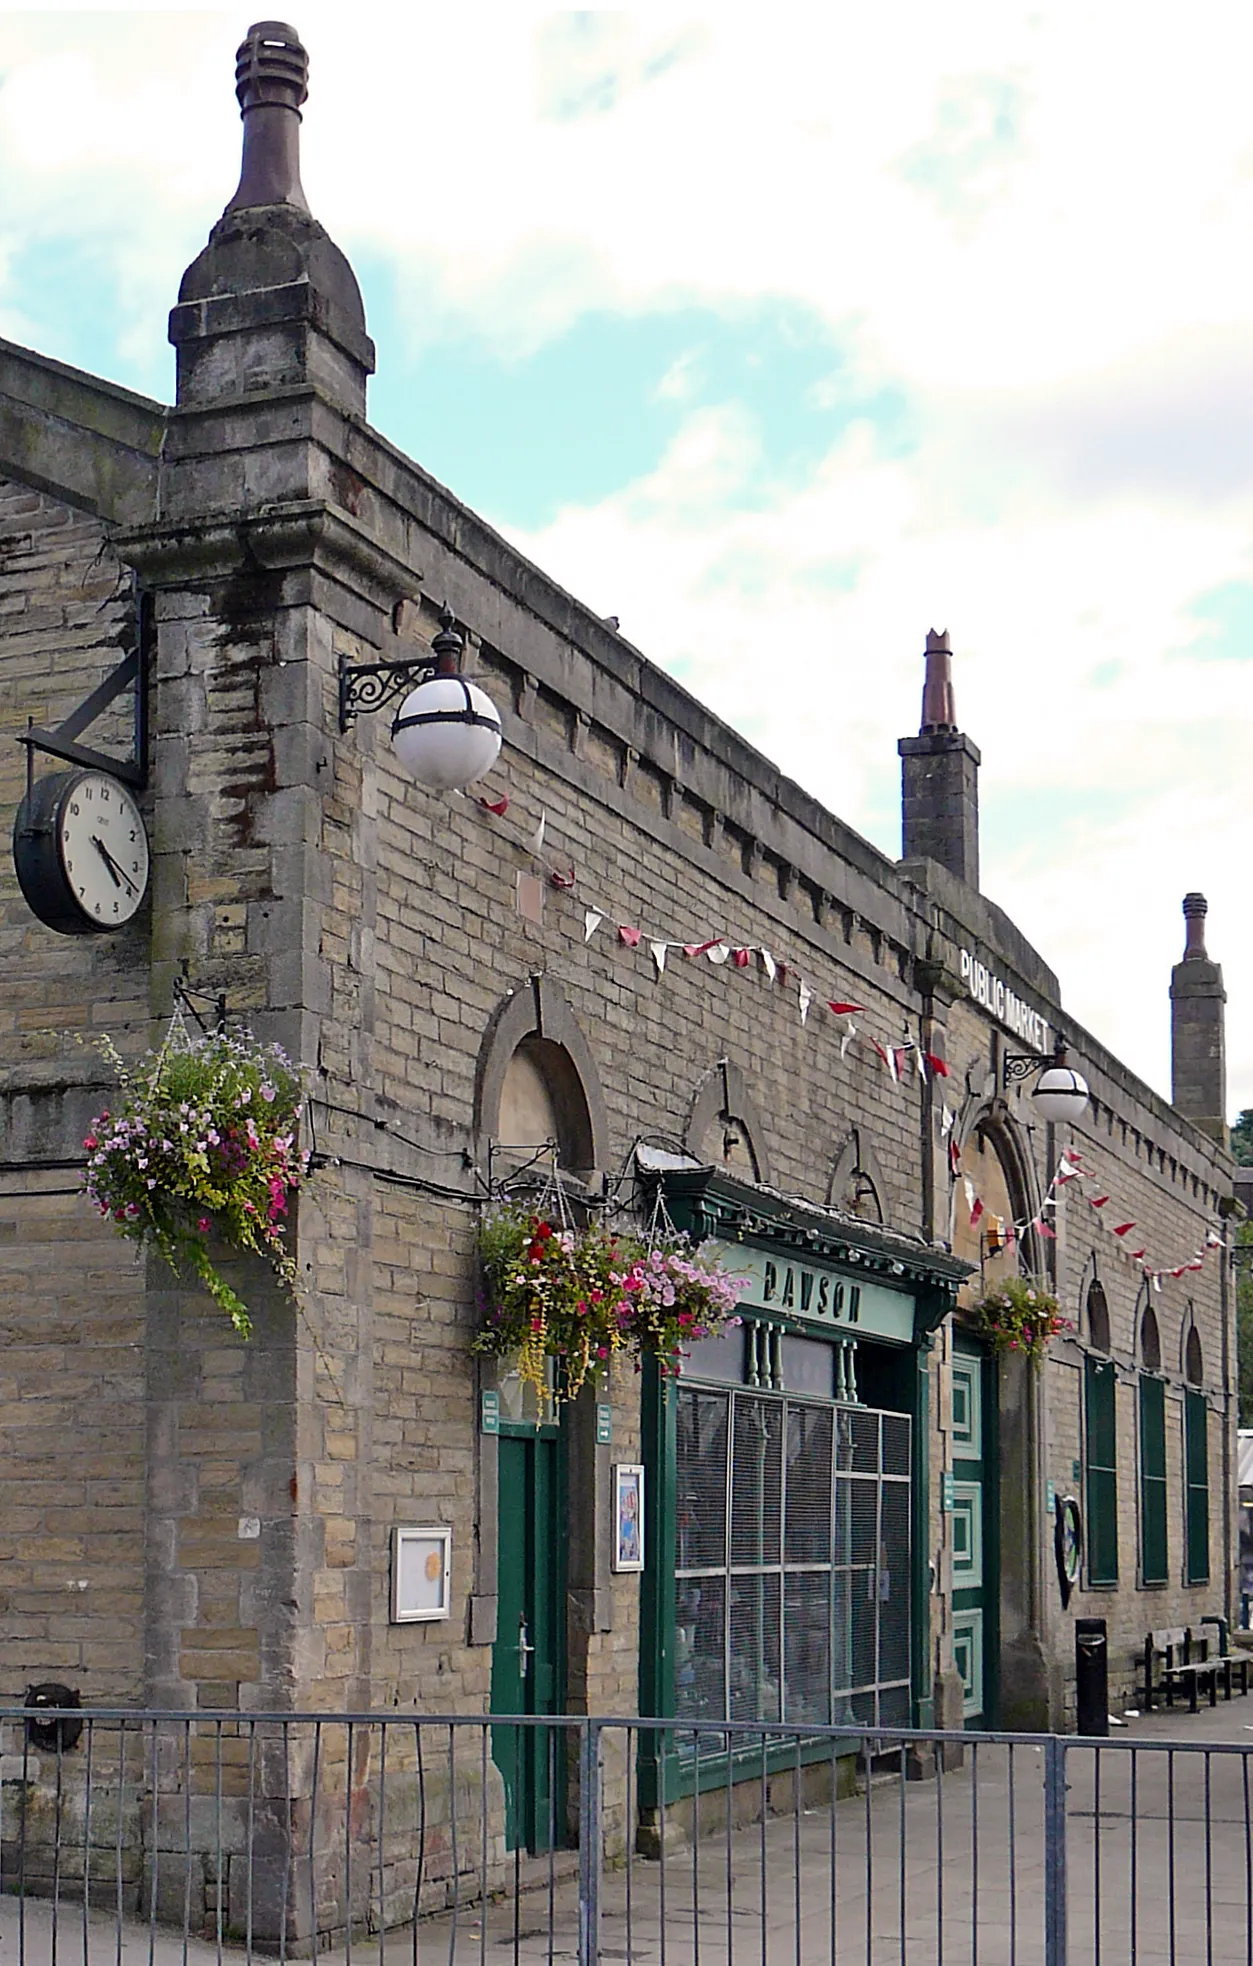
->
[91, 835, 138, 896]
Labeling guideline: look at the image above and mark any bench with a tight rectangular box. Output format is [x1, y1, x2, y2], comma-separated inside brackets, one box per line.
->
[1142, 1627, 1219, 1713]
[1199, 1616, 1250, 1701]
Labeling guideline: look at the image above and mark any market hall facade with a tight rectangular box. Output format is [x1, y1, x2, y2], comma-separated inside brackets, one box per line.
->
[0, 16, 1238, 1906]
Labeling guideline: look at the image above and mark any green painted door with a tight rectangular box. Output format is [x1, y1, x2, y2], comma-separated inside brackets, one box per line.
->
[490, 1430, 565, 1851]
[950, 1339, 990, 1726]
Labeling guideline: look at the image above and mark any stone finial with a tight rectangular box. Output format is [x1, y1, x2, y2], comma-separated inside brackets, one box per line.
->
[920, 628, 957, 733]
[1171, 892, 1227, 1144]
[1182, 892, 1209, 959]
[171, 16, 375, 413]
[226, 21, 311, 214]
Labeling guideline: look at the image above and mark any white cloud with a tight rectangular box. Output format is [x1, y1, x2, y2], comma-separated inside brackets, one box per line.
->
[0, 4, 1251, 1116]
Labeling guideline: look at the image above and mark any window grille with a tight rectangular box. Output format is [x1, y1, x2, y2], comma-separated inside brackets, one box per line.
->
[674, 1385, 911, 1738]
[1084, 1355, 1119, 1585]
[1185, 1389, 1210, 1586]
[1138, 1374, 1168, 1585]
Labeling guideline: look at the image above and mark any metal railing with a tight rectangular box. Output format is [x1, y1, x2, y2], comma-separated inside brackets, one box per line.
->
[2, 1706, 1253, 1963]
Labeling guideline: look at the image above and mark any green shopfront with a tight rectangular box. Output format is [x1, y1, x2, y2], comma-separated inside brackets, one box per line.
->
[639, 1170, 968, 1805]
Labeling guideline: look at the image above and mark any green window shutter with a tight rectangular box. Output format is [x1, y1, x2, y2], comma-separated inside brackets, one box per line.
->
[1184, 1390, 1210, 1586]
[1138, 1375, 1168, 1585]
[1084, 1356, 1118, 1586]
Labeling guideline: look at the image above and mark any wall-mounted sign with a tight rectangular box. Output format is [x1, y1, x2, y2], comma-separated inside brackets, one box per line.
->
[391, 1527, 452, 1623]
[702, 1240, 915, 1347]
[612, 1465, 644, 1572]
[941, 1471, 955, 1512]
[480, 1390, 500, 1435]
[596, 1403, 613, 1446]
[959, 949, 1050, 1055]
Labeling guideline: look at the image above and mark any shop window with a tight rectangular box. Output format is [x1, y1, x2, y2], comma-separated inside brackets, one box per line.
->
[1185, 1390, 1210, 1585]
[1084, 1356, 1118, 1585]
[1138, 1374, 1168, 1586]
[673, 1384, 911, 1734]
[1086, 1280, 1111, 1353]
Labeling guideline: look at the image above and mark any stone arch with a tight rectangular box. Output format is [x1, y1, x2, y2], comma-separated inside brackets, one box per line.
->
[475, 976, 608, 1179]
[683, 1059, 771, 1184]
[1086, 1278, 1111, 1354]
[826, 1126, 890, 1226]
[950, 1104, 1041, 1298]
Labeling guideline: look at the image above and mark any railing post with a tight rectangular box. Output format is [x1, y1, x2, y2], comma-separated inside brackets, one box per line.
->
[1043, 1735, 1068, 1966]
[578, 1720, 604, 1966]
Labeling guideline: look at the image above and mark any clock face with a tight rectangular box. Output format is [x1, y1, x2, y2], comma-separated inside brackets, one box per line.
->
[12, 768, 151, 936]
[56, 772, 150, 928]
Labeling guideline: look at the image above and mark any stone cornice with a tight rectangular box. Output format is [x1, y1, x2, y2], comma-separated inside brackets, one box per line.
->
[113, 497, 420, 611]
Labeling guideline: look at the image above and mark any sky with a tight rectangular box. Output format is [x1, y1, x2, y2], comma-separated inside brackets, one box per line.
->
[1, 6, 1250, 1119]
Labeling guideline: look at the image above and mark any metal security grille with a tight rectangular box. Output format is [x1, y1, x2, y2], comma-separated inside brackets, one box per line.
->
[674, 1386, 911, 1734]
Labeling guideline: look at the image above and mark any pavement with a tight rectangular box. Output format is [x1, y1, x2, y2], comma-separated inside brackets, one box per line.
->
[5, 1694, 1253, 1964]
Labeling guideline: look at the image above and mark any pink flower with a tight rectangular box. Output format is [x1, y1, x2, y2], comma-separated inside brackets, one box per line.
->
[83, 1134, 98, 1151]
[198, 1217, 211, 1233]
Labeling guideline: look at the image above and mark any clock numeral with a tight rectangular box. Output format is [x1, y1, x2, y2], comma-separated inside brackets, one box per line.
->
[71, 802, 80, 816]
[132, 862, 140, 874]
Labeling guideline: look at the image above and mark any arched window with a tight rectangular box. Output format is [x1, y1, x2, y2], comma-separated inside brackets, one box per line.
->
[1086, 1280, 1111, 1354]
[826, 1128, 888, 1225]
[498, 1035, 594, 1170]
[1185, 1325, 1204, 1387]
[1139, 1304, 1161, 1372]
[476, 978, 607, 1180]
[684, 1061, 771, 1185]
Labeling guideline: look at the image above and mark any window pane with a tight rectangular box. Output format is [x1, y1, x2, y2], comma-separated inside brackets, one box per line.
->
[730, 1572, 781, 1721]
[877, 1478, 911, 1684]
[730, 1397, 783, 1565]
[784, 1572, 831, 1724]
[676, 1387, 730, 1571]
[1186, 1390, 1210, 1586]
[681, 1324, 746, 1385]
[675, 1574, 725, 1721]
[784, 1405, 832, 1562]
[882, 1414, 911, 1479]
[779, 1334, 833, 1398]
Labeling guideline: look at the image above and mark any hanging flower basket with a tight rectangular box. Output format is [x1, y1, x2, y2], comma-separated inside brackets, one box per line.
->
[473, 1206, 744, 1408]
[83, 1025, 308, 1337]
[964, 1275, 1071, 1368]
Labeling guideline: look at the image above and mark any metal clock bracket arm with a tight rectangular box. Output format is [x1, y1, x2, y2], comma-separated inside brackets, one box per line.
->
[173, 976, 229, 1035]
[18, 634, 148, 794]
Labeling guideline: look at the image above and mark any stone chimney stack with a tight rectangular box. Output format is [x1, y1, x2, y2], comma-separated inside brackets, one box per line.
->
[898, 629, 981, 888]
[169, 20, 374, 414]
[1170, 893, 1228, 1144]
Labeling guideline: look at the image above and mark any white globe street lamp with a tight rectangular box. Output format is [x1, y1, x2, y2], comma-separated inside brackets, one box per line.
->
[338, 606, 503, 793]
[1030, 1057, 1091, 1128]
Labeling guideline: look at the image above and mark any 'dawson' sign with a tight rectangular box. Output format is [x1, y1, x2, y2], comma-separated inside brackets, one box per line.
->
[960, 949, 1050, 1054]
[701, 1241, 915, 1347]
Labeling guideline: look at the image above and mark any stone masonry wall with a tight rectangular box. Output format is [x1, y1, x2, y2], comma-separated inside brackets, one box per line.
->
[0, 474, 152, 1705]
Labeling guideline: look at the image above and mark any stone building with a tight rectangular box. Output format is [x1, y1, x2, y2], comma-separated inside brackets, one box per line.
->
[0, 18, 1239, 1939]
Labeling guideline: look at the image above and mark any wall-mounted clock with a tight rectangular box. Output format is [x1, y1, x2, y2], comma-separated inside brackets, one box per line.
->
[13, 768, 150, 935]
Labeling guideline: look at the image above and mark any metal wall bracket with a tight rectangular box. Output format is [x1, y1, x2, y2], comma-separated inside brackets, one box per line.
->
[338, 607, 464, 733]
[18, 597, 150, 791]
[338, 650, 440, 732]
[1002, 1053, 1043, 1087]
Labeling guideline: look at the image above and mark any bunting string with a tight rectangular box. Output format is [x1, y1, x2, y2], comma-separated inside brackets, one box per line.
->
[463, 791, 1225, 1286]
